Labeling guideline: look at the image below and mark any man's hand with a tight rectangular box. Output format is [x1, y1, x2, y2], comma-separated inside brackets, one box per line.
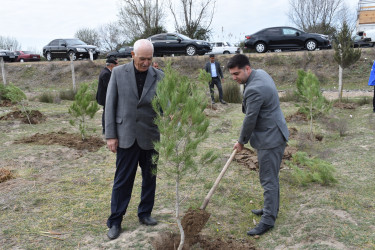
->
[107, 138, 118, 153]
[233, 142, 244, 152]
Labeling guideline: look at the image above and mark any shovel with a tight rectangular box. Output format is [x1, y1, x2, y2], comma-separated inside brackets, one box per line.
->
[181, 149, 237, 237]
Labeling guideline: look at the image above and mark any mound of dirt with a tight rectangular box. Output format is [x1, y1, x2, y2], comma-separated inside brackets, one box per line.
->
[333, 102, 358, 109]
[286, 111, 308, 122]
[234, 145, 298, 171]
[0, 168, 15, 183]
[15, 131, 105, 152]
[181, 208, 211, 238]
[0, 100, 13, 107]
[152, 232, 255, 250]
[0, 109, 46, 124]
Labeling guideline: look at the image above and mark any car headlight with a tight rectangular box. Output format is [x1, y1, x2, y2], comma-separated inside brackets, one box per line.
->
[0, 52, 6, 56]
[76, 48, 86, 52]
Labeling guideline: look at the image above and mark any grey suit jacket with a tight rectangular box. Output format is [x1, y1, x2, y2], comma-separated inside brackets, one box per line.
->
[239, 69, 289, 150]
[205, 61, 223, 79]
[105, 62, 164, 150]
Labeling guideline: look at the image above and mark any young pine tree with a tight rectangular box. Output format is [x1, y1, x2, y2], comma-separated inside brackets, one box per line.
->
[152, 64, 216, 250]
[69, 82, 99, 140]
[333, 21, 361, 101]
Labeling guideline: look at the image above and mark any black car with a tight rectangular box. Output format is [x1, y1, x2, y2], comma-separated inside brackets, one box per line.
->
[106, 46, 133, 59]
[42, 39, 100, 61]
[244, 26, 331, 53]
[353, 35, 373, 48]
[147, 33, 212, 56]
[0, 49, 18, 62]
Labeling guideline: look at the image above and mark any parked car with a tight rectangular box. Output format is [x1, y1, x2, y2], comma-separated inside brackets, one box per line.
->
[353, 35, 373, 48]
[106, 46, 133, 59]
[147, 33, 212, 56]
[0, 49, 17, 62]
[42, 39, 100, 61]
[244, 26, 331, 53]
[14, 51, 41, 62]
[208, 41, 240, 54]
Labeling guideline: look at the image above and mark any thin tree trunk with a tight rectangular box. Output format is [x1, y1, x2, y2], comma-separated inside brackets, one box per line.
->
[176, 172, 185, 250]
[338, 65, 343, 101]
[1, 57, 6, 85]
[70, 56, 76, 92]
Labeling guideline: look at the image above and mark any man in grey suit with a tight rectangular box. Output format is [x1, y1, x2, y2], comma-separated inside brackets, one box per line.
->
[105, 39, 164, 240]
[205, 54, 227, 104]
[228, 54, 289, 236]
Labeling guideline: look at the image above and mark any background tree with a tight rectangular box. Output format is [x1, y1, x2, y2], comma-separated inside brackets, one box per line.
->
[0, 36, 21, 51]
[98, 22, 127, 52]
[288, 0, 344, 34]
[74, 28, 101, 47]
[168, 0, 215, 39]
[118, 0, 166, 42]
[152, 64, 216, 250]
[333, 21, 361, 101]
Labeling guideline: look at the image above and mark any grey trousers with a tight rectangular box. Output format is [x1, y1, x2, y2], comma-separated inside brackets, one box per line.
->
[257, 143, 286, 226]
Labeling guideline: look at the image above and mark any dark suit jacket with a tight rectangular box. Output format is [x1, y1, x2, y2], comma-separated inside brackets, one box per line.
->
[105, 62, 164, 150]
[205, 61, 223, 79]
[96, 67, 111, 106]
[239, 69, 289, 149]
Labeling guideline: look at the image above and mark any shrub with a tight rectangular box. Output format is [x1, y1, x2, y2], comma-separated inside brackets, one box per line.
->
[39, 92, 54, 103]
[221, 80, 242, 103]
[0, 84, 27, 103]
[59, 89, 76, 100]
[286, 151, 337, 186]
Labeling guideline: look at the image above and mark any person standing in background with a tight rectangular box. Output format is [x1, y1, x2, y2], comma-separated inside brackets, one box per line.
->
[205, 54, 227, 105]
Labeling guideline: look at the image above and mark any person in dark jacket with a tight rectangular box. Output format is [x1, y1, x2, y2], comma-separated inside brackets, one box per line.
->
[205, 54, 227, 104]
[96, 58, 118, 134]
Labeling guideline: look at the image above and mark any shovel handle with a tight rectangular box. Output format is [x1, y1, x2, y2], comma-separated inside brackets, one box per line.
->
[200, 149, 237, 210]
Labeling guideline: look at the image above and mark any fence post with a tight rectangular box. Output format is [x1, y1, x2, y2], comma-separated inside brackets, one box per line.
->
[89, 50, 93, 61]
[70, 54, 76, 92]
[0, 57, 6, 85]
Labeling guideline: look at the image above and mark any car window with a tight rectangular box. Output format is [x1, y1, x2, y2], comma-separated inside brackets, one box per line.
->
[14, 51, 20, 55]
[177, 34, 192, 40]
[264, 28, 281, 35]
[151, 35, 166, 41]
[23, 51, 32, 54]
[283, 28, 299, 35]
[216, 42, 223, 47]
[58, 40, 66, 46]
[119, 48, 125, 52]
[65, 39, 87, 46]
[166, 35, 179, 41]
[49, 40, 59, 46]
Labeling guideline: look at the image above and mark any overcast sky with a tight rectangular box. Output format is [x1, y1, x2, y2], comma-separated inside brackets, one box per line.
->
[0, 0, 359, 52]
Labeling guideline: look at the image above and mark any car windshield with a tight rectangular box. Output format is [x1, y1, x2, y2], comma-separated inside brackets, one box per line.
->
[65, 39, 87, 46]
[226, 42, 232, 46]
[177, 34, 192, 40]
[23, 51, 33, 54]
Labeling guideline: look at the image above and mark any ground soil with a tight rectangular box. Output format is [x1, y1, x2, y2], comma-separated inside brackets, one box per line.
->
[14, 131, 105, 152]
[0, 108, 46, 124]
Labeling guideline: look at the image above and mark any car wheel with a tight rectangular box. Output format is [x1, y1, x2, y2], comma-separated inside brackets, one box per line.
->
[223, 51, 230, 54]
[46, 52, 52, 61]
[20, 58, 25, 63]
[68, 51, 76, 61]
[255, 42, 267, 53]
[186, 45, 197, 56]
[305, 39, 317, 51]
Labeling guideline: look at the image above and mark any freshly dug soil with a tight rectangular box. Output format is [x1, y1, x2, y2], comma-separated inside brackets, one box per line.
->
[181, 208, 211, 238]
[0, 109, 46, 124]
[14, 131, 105, 152]
[0, 168, 15, 183]
[152, 232, 256, 250]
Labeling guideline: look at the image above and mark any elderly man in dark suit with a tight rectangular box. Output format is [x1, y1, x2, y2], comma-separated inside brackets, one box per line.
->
[205, 54, 227, 104]
[96, 58, 118, 134]
[228, 54, 289, 236]
[105, 39, 164, 240]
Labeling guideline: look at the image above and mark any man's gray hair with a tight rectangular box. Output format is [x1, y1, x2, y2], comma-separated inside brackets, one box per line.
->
[133, 39, 154, 55]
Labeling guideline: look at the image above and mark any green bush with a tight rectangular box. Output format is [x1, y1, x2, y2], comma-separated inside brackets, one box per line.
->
[0, 84, 27, 103]
[59, 89, 76, 100]
[286, 151, 337, 186]
[221, 80, 242, 103]
[38, 92, 54, 103]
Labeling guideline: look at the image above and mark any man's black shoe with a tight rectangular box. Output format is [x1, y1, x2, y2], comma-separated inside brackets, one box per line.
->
[247, 223, 273, 236]
[220, 100, 227, 104]
[139, 216, 158, 226]
[107, 225, 121, 240]
[251, 209, 263, 216]
[211, 100, 215, 104]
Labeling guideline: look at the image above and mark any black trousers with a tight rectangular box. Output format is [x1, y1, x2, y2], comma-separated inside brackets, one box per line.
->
[209, 77, 224, 101]
[107, 141, 158, 228]
[101, 107, 105, 134]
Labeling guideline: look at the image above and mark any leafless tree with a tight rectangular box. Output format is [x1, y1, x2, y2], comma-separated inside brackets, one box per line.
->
[74, 28, 101, 47]
[118, 0, 166, 41]
[168, 0, 216, 40]
[98, 22, 126, 52]
[288, 0, 345, 34]
[0, 36, 21, 51]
